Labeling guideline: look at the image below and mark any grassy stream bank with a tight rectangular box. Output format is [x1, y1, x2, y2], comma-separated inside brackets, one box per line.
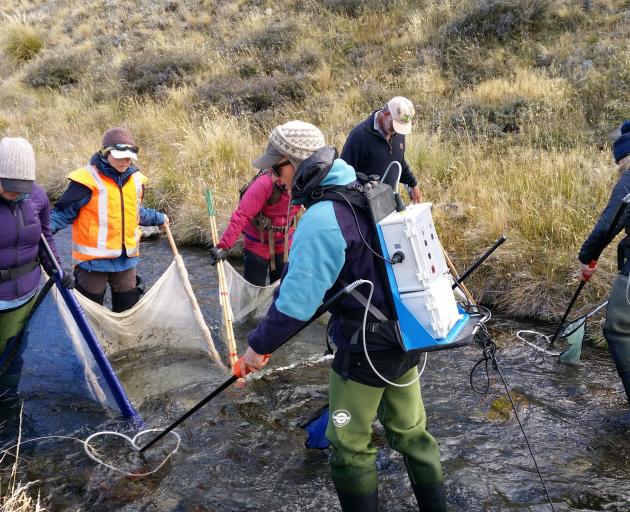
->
[1, 0, 629, 321]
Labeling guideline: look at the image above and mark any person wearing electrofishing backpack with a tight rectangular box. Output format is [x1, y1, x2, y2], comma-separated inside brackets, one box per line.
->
[579, 120, 630, 410]
[0, 137, 73, 373]
[236, 123, 446, 512]
[50, 128, 167, 312]
[208, 122, 310, 286]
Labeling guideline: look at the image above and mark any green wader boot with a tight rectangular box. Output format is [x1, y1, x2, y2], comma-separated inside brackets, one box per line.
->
[326, 367, 444, 511]
[603, 274, 630, 407]
[0, 294, 36, 354]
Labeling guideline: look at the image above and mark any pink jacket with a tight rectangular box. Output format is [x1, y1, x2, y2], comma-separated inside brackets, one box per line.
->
[218, 172, 301, 259]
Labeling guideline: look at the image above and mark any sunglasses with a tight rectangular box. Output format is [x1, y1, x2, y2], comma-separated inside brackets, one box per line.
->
[272, 160, 292, 172]
[104, 144, 139, 154]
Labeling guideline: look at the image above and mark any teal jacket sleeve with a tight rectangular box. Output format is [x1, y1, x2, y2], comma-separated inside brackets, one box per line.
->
[247, 201, 347, 354]
[275, 201, 347, 320]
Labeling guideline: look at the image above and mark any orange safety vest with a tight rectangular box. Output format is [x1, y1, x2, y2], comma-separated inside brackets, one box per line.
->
[68, 165, 148, 263]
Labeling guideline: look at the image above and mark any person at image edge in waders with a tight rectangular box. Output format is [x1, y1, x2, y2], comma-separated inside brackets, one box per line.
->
[234, 121, 447, 512]
[208, 122, 304, 286]
[51, 128, 167, 312]
[0, 137, 73, 356]
[579, 120, 630, 417]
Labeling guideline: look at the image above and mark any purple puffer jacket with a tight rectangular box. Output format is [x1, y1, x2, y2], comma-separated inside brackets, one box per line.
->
[0, 184, 60, 301]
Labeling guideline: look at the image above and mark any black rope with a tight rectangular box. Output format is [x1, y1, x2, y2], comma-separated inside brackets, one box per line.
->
[470, 321, 557, 512]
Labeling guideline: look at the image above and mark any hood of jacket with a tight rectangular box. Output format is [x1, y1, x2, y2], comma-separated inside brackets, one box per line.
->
[292, 146, 357, 205]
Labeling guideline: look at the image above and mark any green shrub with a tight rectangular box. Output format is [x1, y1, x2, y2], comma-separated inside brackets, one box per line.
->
[2, 24, 44, 62]
[437, 44, 515, 86]
[318, 0, 400, 16]
[197, 73, 309, 114]
[119, 48, 202, 95]
[445, 99, 548, 140]
[234, 21, 298, 53]
[444, 0, 549, 42]
[23, 49, 88, 88]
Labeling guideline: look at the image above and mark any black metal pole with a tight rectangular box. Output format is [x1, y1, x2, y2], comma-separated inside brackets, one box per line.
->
[452, 235, 506, 289]
[139, 282, 360, 453]
[548, 280, 586, 347]
[549, 192, 630, 347]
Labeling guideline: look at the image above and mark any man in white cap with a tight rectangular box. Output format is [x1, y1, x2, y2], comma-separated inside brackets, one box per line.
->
[341, 96, 422, 203]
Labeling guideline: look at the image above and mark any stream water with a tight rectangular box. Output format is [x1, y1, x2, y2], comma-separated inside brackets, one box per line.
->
[1, 234, 629, 511]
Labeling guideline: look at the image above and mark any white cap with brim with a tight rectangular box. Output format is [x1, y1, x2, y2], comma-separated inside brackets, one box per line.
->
[0, 177, 33, 194]
[110, 148, 139, 160]
[252, 142, 285, 170]
[388, 96, 415, 135]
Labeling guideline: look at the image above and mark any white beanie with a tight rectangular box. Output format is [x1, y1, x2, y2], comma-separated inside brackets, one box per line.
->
[0, 137, 36, 181]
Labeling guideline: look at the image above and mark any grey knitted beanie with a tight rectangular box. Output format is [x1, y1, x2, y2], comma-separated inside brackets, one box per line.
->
[0, 137, 36, 181]
[270, 121, 325, 164]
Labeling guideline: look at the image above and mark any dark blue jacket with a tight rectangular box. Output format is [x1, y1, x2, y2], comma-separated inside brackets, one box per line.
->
[0, 184, 60, 301]
[340, 111, 417, 188]
[579, 170, 630, 274]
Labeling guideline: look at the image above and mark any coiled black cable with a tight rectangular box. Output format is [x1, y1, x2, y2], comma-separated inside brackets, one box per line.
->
[470, 314, 557, 512]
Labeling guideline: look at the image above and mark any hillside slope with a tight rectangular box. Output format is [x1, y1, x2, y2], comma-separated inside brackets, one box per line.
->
[1, 0, 629, 318]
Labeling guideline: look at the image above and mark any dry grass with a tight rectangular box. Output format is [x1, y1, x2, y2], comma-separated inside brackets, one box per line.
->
[0, 22, 44, 63]
[0, 0, 629, 318]
[0, 405, 45, 512]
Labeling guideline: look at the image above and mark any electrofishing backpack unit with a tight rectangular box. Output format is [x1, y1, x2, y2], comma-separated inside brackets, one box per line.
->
[360, 180, 472, 351]
[298, 150, 474, 352]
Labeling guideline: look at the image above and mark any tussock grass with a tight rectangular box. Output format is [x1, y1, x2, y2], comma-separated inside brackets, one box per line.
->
[0, 406, 46, 512]
[0, 0, 629, 318]
[0, 23, 44, 63]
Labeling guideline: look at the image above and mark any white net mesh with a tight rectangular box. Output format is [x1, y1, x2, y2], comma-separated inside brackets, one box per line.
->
[75, 255, 226, 403]
[222, 261, 278, 323]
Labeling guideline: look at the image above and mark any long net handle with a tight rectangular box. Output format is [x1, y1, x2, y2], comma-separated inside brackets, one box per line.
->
[164, 223, 179, 257]
[163, 224, 223, 365]
[443, 248, 476, 305]
[206, 191, 238, 368]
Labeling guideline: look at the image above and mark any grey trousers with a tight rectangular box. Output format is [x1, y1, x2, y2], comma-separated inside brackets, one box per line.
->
[603, 273, 630, 406]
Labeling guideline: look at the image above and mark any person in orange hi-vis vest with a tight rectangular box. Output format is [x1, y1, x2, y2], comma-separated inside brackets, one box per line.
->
[51, 127, 168, 312]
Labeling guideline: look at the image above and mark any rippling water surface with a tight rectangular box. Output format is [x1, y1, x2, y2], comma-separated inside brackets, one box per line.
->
[1, 234, 629, 511]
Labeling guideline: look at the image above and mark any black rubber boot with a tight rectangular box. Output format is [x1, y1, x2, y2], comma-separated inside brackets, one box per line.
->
[412, 483, 447, 512]
[619, 370, 630, 407]
[75, 282, 106, 305]
[111, 288, 143, 313]
[336, 489, 378, 512]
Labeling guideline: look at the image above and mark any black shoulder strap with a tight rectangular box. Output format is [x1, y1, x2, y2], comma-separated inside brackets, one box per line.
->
[302, 184, 369, 211]
[239, 169, 272, 200]
[267, 182, 284, 206]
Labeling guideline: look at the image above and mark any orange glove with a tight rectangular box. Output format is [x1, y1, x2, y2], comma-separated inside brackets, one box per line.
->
[580, 260, 597, 281]
[233, 347, 270, 378]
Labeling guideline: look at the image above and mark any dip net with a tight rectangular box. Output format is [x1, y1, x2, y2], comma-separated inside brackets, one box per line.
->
[222, 261, 278, 323]
[75, 255, 226, 404]
[1, 278, 144, 435]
